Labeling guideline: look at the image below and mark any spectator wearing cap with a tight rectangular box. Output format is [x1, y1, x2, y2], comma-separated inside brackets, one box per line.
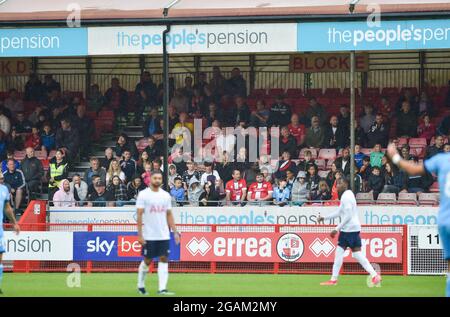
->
[21, 147, 44, 197]
[87, 180, 114, 207]
[291, 171, 309, 206]
[268, 95, 292, 127]
[3, 159, 26, 210]
[305, 116, 325, 148]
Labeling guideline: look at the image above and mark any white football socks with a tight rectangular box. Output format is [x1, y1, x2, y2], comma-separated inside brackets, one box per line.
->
[158, 262, 169, 291]
[331, 246, 345, 281]
[353, 251, 377, 278]
[137, 261, 149, 289]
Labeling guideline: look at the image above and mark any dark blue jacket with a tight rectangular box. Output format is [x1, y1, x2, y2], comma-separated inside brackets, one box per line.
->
[3, 169, 26, 190]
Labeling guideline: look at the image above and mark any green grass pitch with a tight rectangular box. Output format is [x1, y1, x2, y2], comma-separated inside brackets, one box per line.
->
[0, 273, 445, 297]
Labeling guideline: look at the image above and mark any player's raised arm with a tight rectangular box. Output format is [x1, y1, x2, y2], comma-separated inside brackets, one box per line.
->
[386, 143, 425, 175]
[5, 201, 19, 234]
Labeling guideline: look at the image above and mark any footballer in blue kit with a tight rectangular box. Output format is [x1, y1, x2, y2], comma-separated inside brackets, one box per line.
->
[0, 174, 21, 295]
[387, 143, 450, 297]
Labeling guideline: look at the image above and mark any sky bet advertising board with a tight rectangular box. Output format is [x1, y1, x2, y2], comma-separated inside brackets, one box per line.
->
[73, 232, 180, 261]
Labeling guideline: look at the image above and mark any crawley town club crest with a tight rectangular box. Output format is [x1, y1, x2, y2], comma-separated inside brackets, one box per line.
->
[276, 233, 304, 262]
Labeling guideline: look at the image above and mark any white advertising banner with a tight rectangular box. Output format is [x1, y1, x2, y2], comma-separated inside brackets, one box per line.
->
[49, 205, 439, 226]
[88, 23, 297, 55]
[2, 231, 73, 260]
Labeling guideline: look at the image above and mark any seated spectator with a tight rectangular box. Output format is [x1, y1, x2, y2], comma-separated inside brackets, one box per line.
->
[115, 133, 138, 160]
[417, 114, 436, 142]
[425, 134, 444, 159]
[143, 108, 162, 138]
[325, 162, 338, 188]
[401, 144, 417, 161]
[378, 96, 393, 123]
[136, 151, 151, 175]
[52, 179, 75, 207]
[397, 101, 418, 138]
[273, 179, 291, 207]
[291, 171, 309, 206]
[279, 126, 298, 158]
[182, 160, 200, 190]
[152, 159, 163, 174]
[250, 100, 269, 128]
[204, 102, 223, 127]
[48, 149, 68, 200]
[84, 157, 107, 186]
[225, 169, 247, 206]
[334, 147, 353, 177]
[40, 122, 56, 153]
[200, 161, 221, 187]
[168, 164, 180, 189]
[330, 170, 343, 201]
[4, 89, 24, 118]
[209, 66, 226, 98]
[305, 97, 327, 127]
[55, 117, 79, 162]
[305, 116, 325, 148]
[310, 180, 331, 202]
[274, 151, 298, 180]
[359, 104, 376, 134]
[171, 112, 194, 146]
[100, 147, 114, 170]
[268, 95, 291, 127]
[170, 89, 190, 114]
[24, 73, 43, 102]
[143, 136, 162, 162]
[170, 177, 186, 206]
[199, 181, 220, 207]
[416, 91, 434, 116]
[1, 151, 20, 173]
[120, 150, 137, 182]
[127, 175, 145, 201]
[359, 156, 372, 191]
[354, 144, 366, 169]
[8, 128, 24, 151]
[87, 180, 114, 207]
[141, 162, 152, 187]
[306, 165, 321, 192]
[107, 175, 128, 206]
[70, 174, 88, 203]
[367, 113, 389, 148]
[24, 126, 41, 150]
[382, 162, 406, 194]
[229, 96, 250, 126]
[0, 108, 11, 136]
[42, 74, 61, 95]
[86, 84, 105, 113]
[225, 67, 247, 97]
[21, 147, 44, 196]
[396, 89, 417, 114]
[3, 159, 26, 210]
[247, 173, 273, 205]
[288, 114, 306, 147]
[444, 143, 450, 153]
[370, 144, 384, 168]
[285, 169, 296, 192]
[104, 77, 128, 117]
[187, 176, 203, 206]
[106, 159, 126, 185]
[367, 166, 384, 199]
[337, 105, 350, 131]
[323, 115, 348, 150]
[297, 150, 317, 172]
[13, 112, 32, 135]
[72, 105, 95, 160]
[354, 119, 367, 147]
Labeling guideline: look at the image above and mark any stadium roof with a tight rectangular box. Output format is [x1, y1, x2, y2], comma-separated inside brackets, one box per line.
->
[0, 0, 449, 23]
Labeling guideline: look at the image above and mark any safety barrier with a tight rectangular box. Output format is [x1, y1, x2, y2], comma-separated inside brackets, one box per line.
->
[2, 223, 407, 275]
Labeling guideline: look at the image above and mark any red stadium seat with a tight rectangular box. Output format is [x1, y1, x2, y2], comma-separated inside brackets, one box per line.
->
[342, 88, 360, 96]
[400, 87, 418, 96]
[98, 111, 114, 119]
[316, 97, 330, 106]
[299, 148, 318, 159]
[286, 88, 303, 98]
[14, 151, 26, 161]
[408, 138, 427, 147]
[418, 193, 439, 206]
[356, 192, 374, 205]
[324, 88, 341, 97]
[410, 147, 425, 159]
[318, 148, 337, 160]
[34, 150, 48, 160]
[326, 159, 335, 169]
[268, 88, 285, 96]
[318, 170, 329, 178]
[306, 88, 323, 97]
[376, 193, 397, 205]
[363, 88, 380, 96]
[361, 148, 373, 156]
[251, 89, 267, 98]
[398, 137, 408, 147]
[398, 192, 418, 205]
[381, 87, 399, 96]
[315, 159, 326, 170]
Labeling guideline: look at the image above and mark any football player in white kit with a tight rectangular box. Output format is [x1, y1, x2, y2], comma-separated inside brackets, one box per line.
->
[136, 171, 180, 295]
[317, 178, 382, 286]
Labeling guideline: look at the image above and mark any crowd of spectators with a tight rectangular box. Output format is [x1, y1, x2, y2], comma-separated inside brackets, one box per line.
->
[1, 70, 450, 210]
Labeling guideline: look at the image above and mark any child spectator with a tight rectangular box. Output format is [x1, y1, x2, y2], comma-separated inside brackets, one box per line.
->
[170, 177, 186, 206]
[354, 144, 366, 169]
[359, 156, 372, 192]
[310, 180, 331, 202]
[370, 143, 384, 168]
[187, 176, 203, 206]
[141, 162, 152, 187]
[368, 166, 384, 199]
[273, 179, 291, 207]
[24, 126, 41, 150]
[40, 123, 56, 152]
[297, 150, 317, 172]
[306, 165, 321, 192]
[291, 171, 309, 206]
[168, 164, 180, 189]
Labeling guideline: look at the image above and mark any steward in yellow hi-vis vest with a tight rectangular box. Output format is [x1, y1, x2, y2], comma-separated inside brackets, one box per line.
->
[48, 150, 68, 200]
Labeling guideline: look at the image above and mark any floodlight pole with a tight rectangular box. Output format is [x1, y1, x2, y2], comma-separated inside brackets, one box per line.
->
[162, 0, 180, 190]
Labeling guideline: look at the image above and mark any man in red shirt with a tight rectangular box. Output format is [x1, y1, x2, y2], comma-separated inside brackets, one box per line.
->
[225, 169, 247, 205]
[247, 173, 274, 205]
[288, 114, 306, 147]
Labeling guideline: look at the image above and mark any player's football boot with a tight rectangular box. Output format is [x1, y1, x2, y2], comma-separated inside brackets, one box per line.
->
[138, 287, 149, 295]
[320, 280, 338, 286]
[157, 289, 175, 295]
[371, 274, 382, 287]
